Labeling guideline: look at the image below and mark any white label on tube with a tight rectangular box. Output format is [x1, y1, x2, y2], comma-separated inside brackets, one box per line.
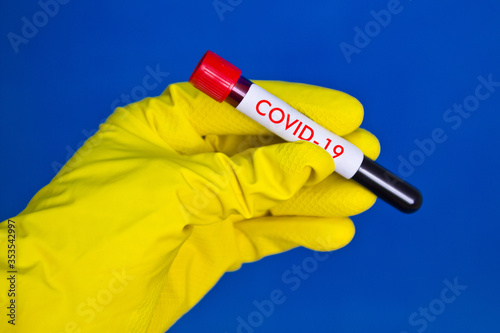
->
[236, 84, 364, 179]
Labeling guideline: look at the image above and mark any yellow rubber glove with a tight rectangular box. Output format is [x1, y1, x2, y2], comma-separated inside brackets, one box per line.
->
[0, 81, 380, 333]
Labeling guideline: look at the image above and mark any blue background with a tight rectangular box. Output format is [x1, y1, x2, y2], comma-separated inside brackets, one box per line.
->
[1, 0, 499, 332]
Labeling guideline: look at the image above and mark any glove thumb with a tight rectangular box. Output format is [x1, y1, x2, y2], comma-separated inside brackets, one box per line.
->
[210, 140, 336, 220]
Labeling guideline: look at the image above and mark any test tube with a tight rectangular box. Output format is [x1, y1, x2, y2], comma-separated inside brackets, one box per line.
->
[189, 50, 422, 213]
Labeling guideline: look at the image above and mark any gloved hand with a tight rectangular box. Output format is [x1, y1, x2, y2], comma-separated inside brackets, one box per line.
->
[0, 81, 380, 332]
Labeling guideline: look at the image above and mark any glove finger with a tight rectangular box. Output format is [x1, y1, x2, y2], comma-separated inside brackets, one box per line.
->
[232, 215, 355, 267]
[271, 128, 380, 217]
[271, 174, 376, 217]
[342, 127, 381, 161]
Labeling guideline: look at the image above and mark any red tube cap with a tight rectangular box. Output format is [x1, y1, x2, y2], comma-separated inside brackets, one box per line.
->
[189, 50, 242, 103]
